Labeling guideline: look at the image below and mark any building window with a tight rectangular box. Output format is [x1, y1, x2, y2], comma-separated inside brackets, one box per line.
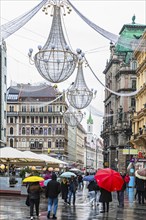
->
[48, 106, 52, 112]
[59, 128, 62, 135]
[27, 116, 29, 123]
[60, 106, 62, 112]
[48, 127, 51, 135]
[9, 106, 14, 112]
[10, 127, 13, 135]
[132, 80, 136, 89]
[40, 117, 43, 123]
[56, 140, 59, 148]
[48, 140, 52, 148]
[131, 60, 137, 70]
[48, 117, 52, 123]
[30, 140, 35, 148]
[22, 106, 26, 112]
[39, 127, 43, 135]
[22, 127, 25, 135]
[44, 116, 47, 123]
[39, 107, 44, 112]
[10, 117, 13, 123]
[31, 127, 35, 135]
[10, 138, 13, 147]
[31, 116, 34, 123]
[131, 98, 136, 107]
[30, 106, 35, 112]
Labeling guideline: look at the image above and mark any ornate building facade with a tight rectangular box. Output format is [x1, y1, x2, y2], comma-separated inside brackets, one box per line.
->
[131, 30, 146, 165]
[101, 18, 146, 172]
[6, 84, 68, 160]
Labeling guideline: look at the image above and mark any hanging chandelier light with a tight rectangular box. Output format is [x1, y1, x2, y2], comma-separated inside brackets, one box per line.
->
[28, 0, 77, 83]
[63, 105, 83, 127]
[66, 49, 97, 109]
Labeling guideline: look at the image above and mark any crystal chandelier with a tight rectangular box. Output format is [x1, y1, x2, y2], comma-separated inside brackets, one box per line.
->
[28, 0, 77, 83]
[63, 105, 83, 127]
[66, 50, 97, 109]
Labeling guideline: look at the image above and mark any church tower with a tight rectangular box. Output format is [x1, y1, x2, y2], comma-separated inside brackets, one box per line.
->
[87, 111, 93, 144]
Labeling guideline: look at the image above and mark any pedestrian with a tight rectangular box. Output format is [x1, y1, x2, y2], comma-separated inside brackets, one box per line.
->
[135, 176, 146, 204]
[77, 174, 84, 190]
[61, 177, 69, 204]
[87, 180, 99, 206]
[99, 187, 112, 213]
[68, 175, 78, 205]
[27, 181, 42, 220]
[117, 173, 126, 208]
[45, 173, 61, 219]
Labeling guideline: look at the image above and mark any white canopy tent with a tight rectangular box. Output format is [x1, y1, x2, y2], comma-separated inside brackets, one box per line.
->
[23, 151, 68, 165]
[0, 147, 43, 176]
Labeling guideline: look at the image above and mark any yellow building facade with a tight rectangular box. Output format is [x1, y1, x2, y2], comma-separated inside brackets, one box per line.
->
[131, 30, 146, 153]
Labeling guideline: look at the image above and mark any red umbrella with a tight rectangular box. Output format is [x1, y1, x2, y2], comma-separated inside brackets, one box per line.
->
[94, 168, 124, 192]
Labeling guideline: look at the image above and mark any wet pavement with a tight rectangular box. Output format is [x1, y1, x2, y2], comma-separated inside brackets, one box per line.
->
[0, 188, 146, 220]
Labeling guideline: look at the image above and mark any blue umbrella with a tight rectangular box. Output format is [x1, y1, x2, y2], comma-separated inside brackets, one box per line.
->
[44, 178, 51, 186]
[60, 171, 76, 178]
[83, 175, 95, 182]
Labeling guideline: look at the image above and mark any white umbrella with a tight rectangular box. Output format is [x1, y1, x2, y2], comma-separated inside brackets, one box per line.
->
[69, 168, 81, 172]
[60, 171, 77, 178]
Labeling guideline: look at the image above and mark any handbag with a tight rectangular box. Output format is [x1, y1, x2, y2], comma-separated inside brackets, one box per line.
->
[25, 194, 30, 206]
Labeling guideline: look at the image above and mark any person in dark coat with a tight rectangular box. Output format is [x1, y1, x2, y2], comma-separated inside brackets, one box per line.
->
[61, 177, 69, 204]
[87, 180, 99, 206]
[135, 176, 146, 204]
[45, 173, 61, 219]
[27, 181, 42, 220]
[99, 187, 112, 213]
[117, 174, 126, 208]
[68, 176, 78, 205]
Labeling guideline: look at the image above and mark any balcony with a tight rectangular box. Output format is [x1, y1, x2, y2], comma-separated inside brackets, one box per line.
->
[7, 112, 18, 116]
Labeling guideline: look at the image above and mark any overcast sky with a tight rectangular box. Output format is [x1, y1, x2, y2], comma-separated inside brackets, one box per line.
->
[1, 0, 146, 137]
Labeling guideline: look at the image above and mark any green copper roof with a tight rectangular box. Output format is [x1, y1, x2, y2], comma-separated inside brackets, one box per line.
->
[115, 15, 146, 53]
[87, 112, 93, 124]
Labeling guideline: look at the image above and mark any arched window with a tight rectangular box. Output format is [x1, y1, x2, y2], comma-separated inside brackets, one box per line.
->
[10, 127, 13, 135]
[39, 127, 43, 135]
[35, 127, 39, 135]
[22, 127, 25, 135]
[10, 138, 13, 147]
[31, 127, 35, 135]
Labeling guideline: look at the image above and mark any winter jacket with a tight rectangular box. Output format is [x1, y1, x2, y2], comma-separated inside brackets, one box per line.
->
[46, 180, 61, 199]
[28, 182, 42, 200]
[68, 179, 78, 192]
[87, 180, 99, 192]
[99, 188, 112, 203]
[135, 177, 146, 191]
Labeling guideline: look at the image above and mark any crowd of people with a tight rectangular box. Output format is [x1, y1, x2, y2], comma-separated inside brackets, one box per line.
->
[25, 170, 146, 220]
